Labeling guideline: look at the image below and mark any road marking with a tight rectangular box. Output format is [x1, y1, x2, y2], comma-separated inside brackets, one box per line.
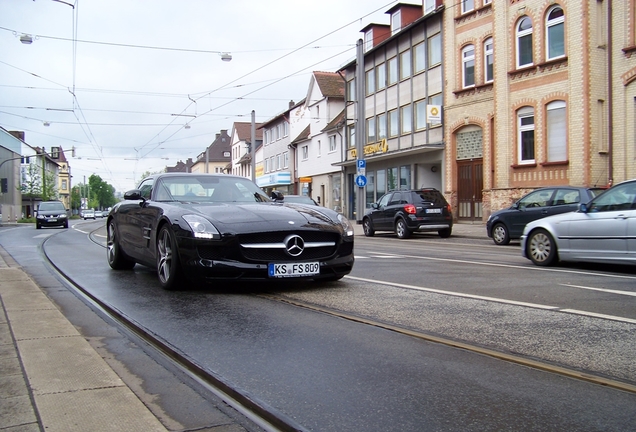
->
[358, 251, 636, 281]
[560, 283, 636, 297]
[345, 275, 636, 325]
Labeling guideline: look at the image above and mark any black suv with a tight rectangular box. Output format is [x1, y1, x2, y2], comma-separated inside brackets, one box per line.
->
[36, 200, 69, 229]
[486, 186, 603, 245]
[363, 189, 453, 239]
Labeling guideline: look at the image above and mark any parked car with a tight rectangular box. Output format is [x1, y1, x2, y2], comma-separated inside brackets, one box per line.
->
[521, 179, 636, 266]
[486, 186, 603, 245]
[94, 210, 103, 218]
[35, 201, 68, 229]
[83, 209, 95, 220]
[106, 173, 355, 290]
[281, 194, 319, 205]
[362, 188, 452, 239]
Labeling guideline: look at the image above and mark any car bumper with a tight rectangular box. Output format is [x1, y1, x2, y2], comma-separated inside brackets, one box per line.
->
[176, 235, 354, 281]
[37, 218, 67, 227]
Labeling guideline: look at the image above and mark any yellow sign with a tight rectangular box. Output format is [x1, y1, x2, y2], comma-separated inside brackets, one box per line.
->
[349, 139, 389, 158]
[299, 177, 312, 183]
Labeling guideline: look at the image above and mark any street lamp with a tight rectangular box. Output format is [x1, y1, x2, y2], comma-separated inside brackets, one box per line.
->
[220, 52, 232, 62]
[19, 34, 33, 44]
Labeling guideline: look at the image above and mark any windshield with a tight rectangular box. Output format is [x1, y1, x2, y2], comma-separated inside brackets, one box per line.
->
[39, 202, 65, 211]
[154, 175, 271, 203]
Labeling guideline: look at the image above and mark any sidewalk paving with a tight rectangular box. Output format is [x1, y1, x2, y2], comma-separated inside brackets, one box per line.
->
[0, 221, 486, 431]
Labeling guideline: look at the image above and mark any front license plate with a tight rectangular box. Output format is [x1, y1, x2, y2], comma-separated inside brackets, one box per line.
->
[268, 262, 319, 278]
[425, 208, 441, 213]
[47, 218, 58, 222]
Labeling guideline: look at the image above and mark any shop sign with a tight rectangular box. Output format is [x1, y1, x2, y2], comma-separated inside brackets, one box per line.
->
[349, 139, 389, 158]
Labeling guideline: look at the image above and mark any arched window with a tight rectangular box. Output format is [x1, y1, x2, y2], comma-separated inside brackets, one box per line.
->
[546, 6, 565, 60]
[462, 44, 475, 88]
[516, 16, 533, 68]
[546, 101, 567, 161]
[517, 107, 535, 164]
[484, 38, 494, 83]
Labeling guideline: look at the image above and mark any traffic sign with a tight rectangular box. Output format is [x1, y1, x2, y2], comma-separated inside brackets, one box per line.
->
[357, 159, 366, 169]
[355, 175, 367, 187]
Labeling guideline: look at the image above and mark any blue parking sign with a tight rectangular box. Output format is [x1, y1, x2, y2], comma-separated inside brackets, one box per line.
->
[357, 159, 366, 169]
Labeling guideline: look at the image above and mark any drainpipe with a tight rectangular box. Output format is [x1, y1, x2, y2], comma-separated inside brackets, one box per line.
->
[607, 0, 613, 186]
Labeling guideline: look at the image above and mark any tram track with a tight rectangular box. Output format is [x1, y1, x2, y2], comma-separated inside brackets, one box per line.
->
[43, 226, 305, 432]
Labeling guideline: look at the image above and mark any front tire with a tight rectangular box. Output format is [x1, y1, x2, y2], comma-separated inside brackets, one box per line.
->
[107, 221, 135, 270]
[527, 229, 557, 266]
[492, 223, 510, 245]
[362, 218, 375, 237]
[395, 218, 411, 239]
[157, 225, 184, 290]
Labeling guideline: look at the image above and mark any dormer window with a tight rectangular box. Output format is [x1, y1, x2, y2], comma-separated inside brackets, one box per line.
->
[391, 10, 402, 36]
[364, 29, 373, 52]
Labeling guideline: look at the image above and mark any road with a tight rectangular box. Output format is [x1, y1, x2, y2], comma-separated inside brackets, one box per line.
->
[1, 220, 635, 431]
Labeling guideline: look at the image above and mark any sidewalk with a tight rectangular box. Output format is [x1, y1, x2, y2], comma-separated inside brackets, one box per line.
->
[0, 247, 169, 431]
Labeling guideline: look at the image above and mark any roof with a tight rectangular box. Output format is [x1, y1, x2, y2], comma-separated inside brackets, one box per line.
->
[290, 125, 311, 145]
[233, 121, 263, 142]
[313, 71, 345, 98]
[322, 109, 345, 133]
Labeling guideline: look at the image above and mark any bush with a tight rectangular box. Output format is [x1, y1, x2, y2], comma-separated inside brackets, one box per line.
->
[18, 217, 36, 224]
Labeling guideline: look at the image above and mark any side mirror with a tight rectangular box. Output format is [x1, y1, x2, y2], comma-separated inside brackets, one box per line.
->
[124, 189, 142, 200]
[270, 190, 284, 201]
[579, 202, 588, 213]
[371, 203, 379, 210]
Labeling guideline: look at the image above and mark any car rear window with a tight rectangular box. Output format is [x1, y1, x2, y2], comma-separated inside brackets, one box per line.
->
[412, 190, 446, 206]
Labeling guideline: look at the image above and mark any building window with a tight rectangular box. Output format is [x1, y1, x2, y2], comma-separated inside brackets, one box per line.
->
[388, 57, 398, 85]
[424, 0, 437, 14]
[329, 135, 337, 152]
[546, 101, 567, 162]
[376, 63, 386, 90]
[315, 105, 320, 122]
[428, 33, 442, 66]
[400, 50, 411, 80]
[484, 37, 494, 83]
[415, 100, 427, 130]
[484, 0, 491, 4]
[391, 10, 401, 35]
[414, 42, 426, 73]
[277, 154, 281, 170]
[366, 68, 376, 95]
[462, 44, 475, 88]
[461, 0, 474, 14]
[317, 140, 321, 157]
[517, 107, 535, 164]
[546, 6, 565, 60]
[364, 29, 373, 52]
[377, 113, 387, 140]
[283, 151, 289, 168]
[302, 145, 309, 160]
[389, 109, 399, 137]
[283, 121, 289, 137]
[61, 179, 67, 191]
[367, 117, 376, 143]
[401, 105, 412, 135]
[516, 17, 534, 68]
[347, 79, 355, 102]
[348, 124, 356, 147]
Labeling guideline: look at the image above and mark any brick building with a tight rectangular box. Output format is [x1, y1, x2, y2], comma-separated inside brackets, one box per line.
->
[444, 0, 636, 221]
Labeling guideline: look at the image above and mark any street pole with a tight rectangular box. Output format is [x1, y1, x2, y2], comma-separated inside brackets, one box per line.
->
[251, 110, 256, 182]
[355, 39, 366, 223]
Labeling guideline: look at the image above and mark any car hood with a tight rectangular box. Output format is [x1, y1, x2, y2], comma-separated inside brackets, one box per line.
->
[185, 202, 343, 234]
[38, 210, 66, 216]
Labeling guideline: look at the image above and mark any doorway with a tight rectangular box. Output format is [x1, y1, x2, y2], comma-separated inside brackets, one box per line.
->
[457, 159, 483, 220]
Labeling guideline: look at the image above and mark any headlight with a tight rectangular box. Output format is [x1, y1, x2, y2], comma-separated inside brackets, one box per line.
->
[337, 213, 355, 237]
[60, 214, 67, 219]
[37, 214, 45, 219]
[182, 215, 221, 239]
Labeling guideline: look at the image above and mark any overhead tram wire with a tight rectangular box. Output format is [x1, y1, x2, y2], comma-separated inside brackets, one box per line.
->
[133, 0, 397, 156]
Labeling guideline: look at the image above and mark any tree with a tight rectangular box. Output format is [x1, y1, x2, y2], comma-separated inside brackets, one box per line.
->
[88, 174, 118, 209]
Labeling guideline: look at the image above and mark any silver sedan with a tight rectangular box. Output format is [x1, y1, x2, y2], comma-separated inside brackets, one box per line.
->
[521, 179, 636, 266]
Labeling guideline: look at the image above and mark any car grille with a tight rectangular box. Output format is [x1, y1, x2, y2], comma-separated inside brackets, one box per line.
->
[197, 231, 343, 263]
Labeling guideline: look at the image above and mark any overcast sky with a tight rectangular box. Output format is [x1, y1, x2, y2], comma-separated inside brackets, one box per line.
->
[1, 0, 405, 192]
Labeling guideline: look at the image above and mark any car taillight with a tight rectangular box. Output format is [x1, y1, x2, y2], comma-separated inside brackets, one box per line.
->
[404, 204, 417, 214]
[446, 204, 452, 213]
